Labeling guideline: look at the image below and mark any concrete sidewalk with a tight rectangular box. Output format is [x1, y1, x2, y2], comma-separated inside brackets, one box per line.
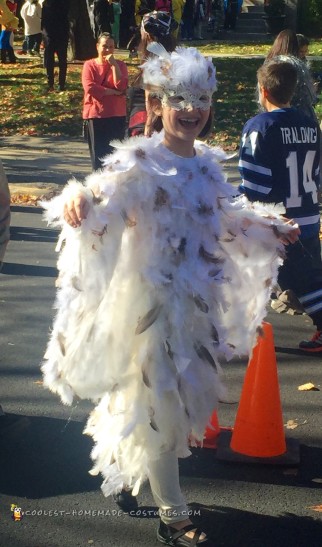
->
[1, 135, 241, 201]
[1, 135, 92, 200]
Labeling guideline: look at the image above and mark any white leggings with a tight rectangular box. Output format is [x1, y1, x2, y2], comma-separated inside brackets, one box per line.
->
[148, 449, 189, 525]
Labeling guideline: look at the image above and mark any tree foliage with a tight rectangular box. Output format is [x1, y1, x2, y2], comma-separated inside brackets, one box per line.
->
[297, 0, 322, 36]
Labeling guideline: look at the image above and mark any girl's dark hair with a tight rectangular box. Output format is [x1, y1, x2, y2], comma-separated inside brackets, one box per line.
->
[296, 33, 310, 48]
[137, 31, 176, 60]
[266, 29, 299, 60]
[198, 109, 214, 139]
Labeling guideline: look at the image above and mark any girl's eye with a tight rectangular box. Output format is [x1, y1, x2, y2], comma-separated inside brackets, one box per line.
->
[200, 95, 209, 103]
[169, 96, 184, 104]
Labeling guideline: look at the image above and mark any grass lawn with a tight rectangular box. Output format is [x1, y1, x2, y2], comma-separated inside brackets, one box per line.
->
[1, 40, 322, 151]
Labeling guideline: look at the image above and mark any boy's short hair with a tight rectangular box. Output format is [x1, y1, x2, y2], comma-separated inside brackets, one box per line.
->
[257, 59, 298, 104]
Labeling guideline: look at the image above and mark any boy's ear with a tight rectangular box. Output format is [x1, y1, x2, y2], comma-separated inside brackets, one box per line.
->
[260, 85, 269, 98]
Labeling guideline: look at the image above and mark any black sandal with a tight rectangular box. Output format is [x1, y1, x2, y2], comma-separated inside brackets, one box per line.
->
[157, 519, 212, 546]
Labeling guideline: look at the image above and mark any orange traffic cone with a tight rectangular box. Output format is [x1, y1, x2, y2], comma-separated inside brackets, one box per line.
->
[216, 322, 300, 464]
[230, 322, 286, 457]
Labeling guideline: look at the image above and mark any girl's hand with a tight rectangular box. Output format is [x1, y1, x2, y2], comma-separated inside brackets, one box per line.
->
[275, 221, 301, 245]
[64, 194, 90, 228]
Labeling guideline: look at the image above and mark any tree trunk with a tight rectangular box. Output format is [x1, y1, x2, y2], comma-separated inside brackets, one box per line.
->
[68, 0, 96, 61]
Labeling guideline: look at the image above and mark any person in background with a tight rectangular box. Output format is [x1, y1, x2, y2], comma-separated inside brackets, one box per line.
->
[126, 0, 160, 58]
[0, 0, 18, 64]
[93, 0, 114, 38]
[41, 0, 70, 92]
[127, 10, 177, 137]
[111, 0, 121, 47]
[82, 32, 128, 171]
[265, 29, 318, 123]
[119, 0, 136, 48]
[296, 33, 310, 62]
[171, 0, 184, 38]
[20, 0, 42, 56]
[180, 0, 194, 40]
[206, 0, 224, 39]
[194, 0, 206, 40]
[239, 59, 322, 353]
[134, 0, 155, 26]
[223, 0, 242, 31]
[297, 33, 322, 95]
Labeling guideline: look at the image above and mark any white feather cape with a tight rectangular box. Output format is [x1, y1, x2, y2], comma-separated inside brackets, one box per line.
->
[42, 131, 292, 496]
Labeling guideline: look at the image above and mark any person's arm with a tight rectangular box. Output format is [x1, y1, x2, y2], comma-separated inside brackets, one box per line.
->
[105, 56, 128, 91]
[238, 125, 276, 203]
[82, 61, 124, 101]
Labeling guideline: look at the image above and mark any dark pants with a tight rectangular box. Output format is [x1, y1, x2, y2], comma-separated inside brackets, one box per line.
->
[181, 19, 194, 40]
[278, 234, 322, 330]
[42, 31, 68, 89]
[26, 33, 42, 53]
[85, 117, 126, 171]
[224, 0, 238, 29]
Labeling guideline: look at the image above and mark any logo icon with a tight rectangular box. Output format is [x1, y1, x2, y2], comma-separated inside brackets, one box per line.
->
[11, 504, 24, 522]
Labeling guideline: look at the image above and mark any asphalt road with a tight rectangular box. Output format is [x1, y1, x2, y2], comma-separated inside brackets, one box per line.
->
[1, 138, 322, 547]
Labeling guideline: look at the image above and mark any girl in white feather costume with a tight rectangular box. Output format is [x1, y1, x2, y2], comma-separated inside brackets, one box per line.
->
[42, 45, 299, 546]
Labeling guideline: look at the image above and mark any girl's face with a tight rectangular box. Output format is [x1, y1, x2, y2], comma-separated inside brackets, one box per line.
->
[153, 101, 210, 156]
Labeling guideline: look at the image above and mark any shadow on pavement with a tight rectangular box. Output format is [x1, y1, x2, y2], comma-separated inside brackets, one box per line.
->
[10, 225, 58, 243]
[180, 445, 322, 489]
[0, 413, 101, 498]
[191, 504, 322, 547]
[1, 262, 58, 277]
[10, 206, 44, 214]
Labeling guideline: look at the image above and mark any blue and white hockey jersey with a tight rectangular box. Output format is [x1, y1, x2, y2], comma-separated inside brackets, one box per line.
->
[239, 107, 320, 240]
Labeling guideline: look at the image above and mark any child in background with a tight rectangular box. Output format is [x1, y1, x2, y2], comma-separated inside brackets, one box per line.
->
[20, 0, 42, 55]
[297, 33, 322, 94]
[296, 33, 310, 62]
[0, 0, 17, 64]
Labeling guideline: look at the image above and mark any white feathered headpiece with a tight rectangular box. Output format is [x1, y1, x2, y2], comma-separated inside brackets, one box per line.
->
[141, 44, 217, 111]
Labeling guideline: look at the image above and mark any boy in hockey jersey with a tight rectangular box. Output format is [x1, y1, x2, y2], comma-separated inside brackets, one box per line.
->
[239, 58, 322, 352]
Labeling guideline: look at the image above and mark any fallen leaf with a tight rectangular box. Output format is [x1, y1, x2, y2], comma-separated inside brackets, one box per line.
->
[309, 505, 322, 512]
[285, 419, 298, 430]
[311, 478, 322, 484]
[34, 380, 43, 385]
[298, 382, 320, 391]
